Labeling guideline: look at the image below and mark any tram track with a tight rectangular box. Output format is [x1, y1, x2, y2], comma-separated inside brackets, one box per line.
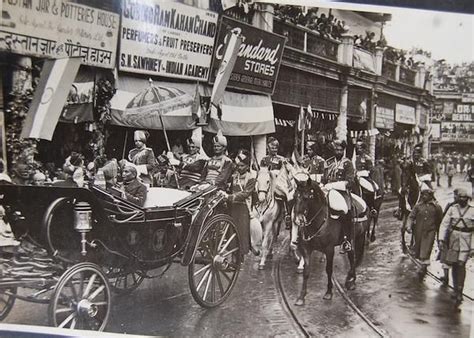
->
[273, 235, 386, 337]
[402, 241, 474, 301]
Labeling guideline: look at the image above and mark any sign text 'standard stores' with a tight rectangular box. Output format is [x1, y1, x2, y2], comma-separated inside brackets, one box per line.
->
[122, 2, 217, 37]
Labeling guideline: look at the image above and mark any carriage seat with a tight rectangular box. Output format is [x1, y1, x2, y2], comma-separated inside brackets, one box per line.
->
[143, 187, 192, 208]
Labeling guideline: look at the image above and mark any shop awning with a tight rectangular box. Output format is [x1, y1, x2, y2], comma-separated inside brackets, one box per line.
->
[111, 75, 275, 136]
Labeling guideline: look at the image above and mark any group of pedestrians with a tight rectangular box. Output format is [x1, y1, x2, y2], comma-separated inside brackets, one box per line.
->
[402, 147, 473, 308]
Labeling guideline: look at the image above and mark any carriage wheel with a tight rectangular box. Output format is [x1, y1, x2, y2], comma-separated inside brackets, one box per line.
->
[49, 263, 111, 331]
[188, 214, 242, 308]
[0, 287, 16, 320]
[106, 268, 145, 296]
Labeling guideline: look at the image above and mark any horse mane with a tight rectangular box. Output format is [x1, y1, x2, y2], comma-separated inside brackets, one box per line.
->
[309, 179, 326, 205]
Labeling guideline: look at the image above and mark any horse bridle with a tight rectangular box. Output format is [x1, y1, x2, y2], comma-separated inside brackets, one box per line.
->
[296, 195, 327, 242]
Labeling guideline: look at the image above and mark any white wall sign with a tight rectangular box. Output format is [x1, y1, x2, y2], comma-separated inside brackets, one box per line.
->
[119, 0, 218, 81]
[0, 0, 119, 68]
[375, 106, 394, 129]
[395, 103, 416, 125]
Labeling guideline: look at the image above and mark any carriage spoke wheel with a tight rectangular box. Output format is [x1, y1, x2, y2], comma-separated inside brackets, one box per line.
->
[0, 287, 17, 320]
[107, 268, 145, 296]
[188, 214, 241, 308]
[49, 263, 111, 331]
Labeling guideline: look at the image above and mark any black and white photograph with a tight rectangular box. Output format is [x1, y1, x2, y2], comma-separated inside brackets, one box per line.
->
[0, 0, 473, 336]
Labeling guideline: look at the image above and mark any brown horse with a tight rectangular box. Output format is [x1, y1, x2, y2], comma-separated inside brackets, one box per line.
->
[292, 174, 368, 305]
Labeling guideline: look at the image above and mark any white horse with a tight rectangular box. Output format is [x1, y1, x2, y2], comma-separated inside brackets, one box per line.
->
[256, 163, 295, 269]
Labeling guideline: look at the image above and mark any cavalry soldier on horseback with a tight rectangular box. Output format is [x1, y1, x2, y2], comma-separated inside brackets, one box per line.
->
[301, 140, 327, 185]
[260, 136, 292, 229]
[403, 144, 433, 191]
[326, 140, 357, 253]
[202, 130, 233, 191]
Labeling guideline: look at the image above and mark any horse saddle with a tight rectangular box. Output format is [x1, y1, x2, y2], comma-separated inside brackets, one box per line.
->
[359, 176, 379, 193]
[327, 189, 367, 220]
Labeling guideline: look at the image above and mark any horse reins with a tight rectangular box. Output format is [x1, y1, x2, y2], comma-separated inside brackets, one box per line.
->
[299, 204, 327, 242]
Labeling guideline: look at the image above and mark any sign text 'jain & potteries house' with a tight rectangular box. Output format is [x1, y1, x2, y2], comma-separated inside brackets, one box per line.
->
[119, 0, 218, 81]
[0, 0, 119, 68]
[209, 16, 286, 95]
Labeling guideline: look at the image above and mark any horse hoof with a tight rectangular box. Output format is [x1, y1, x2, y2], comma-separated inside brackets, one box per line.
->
[296, 267, 304, 274]
[345, 282, 356, 290]
[295, 298, 305, 306]
[370, 234, 376, 242]
[258, 264, 265, 270]
[323, 292, 333, 300]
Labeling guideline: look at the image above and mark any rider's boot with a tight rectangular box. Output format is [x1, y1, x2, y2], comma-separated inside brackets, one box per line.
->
[290, 223, 299, 250]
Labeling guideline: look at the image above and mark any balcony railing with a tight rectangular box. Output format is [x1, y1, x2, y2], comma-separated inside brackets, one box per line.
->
[400, 66, 416, 86]
[382, 60, 397, 80]
[353, 47, 376, 73]
[273, 18, 339, 61]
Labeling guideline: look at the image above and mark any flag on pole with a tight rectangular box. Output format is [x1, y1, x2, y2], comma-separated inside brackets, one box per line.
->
[21, 57, 81, 140]
[306, 104, 313, 129]
[210, 30, 242, 117]
[297, 105, 305, 132]
[191, 82, 201, 120]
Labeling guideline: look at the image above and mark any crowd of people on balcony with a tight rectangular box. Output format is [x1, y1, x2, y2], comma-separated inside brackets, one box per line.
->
[274, 6, 349, 40]
[353, 31, 387, 52]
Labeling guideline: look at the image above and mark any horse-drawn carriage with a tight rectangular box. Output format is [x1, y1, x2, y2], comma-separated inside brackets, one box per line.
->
[0, 183, 242, 331]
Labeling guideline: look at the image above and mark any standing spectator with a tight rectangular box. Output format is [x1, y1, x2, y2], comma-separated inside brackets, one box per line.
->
[391, 157, 402, 195]
[439, 188, 473, 306]
[436, 159, 443, 187]
[406, 186, 443, 275]
[447, 161, 456, 188]
[459, 153, 466, 173]
[468, 158, 474, 197]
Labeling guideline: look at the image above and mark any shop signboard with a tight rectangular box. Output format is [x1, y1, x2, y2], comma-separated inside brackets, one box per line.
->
[418, 106, 428, 129]
[440, 122, 474, 143]
[452, 113, 474, 121]
[209, 16, 286, 95]
[430, 123, 441, 141]
[0, 0, 119, 68]
[462, 93, 474, 103]
[395, 103, 416, 125]
[375, 106, 394, 130]
[119, 0, 218, 81]
[456, 104, 473, 114]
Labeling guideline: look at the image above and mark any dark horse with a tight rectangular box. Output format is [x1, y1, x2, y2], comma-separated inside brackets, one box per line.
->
[356, 174, 383, 242]
[292, 175, 368, 305]
[398, 162, 421, 252]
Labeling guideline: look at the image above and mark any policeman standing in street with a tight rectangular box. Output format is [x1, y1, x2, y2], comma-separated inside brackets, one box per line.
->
[439, 188, 473, 307]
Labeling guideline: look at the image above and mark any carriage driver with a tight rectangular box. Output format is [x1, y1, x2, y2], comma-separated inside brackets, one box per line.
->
[201, 131, 233, 190]
[326, 140, 356, 253]
[260, 136, 292, 228]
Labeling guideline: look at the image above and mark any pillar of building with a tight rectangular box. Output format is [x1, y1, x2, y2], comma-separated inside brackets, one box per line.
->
[368, 90, 377, 161]
[395, 61, 401, 82]
[417, 65, 426, 88]
[374, 47, 384, 76]
[340, 34, 354, 66]
[336, 84, 348, 142]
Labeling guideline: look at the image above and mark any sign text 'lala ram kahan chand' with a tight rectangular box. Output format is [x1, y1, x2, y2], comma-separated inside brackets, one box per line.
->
[120, 0, 218, 81]
[0, 0, 119, 68]
[209, 16, 286, 95]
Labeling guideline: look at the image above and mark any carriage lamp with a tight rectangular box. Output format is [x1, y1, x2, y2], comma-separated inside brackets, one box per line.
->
[73, 202, 92, 256]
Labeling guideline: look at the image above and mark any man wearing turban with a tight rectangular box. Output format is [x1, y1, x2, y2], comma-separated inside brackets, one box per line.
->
[202, 130, 233, 190]
[226, 149, 258, 256]
[406, 185, 442, 275]
[178, 133, 208, 189]
[128, 130, 156, 186]
[120, 164, 147, 207]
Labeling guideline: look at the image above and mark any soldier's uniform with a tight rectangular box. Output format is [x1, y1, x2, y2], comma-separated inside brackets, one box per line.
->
[260, 154, 286, 172]
[327, 157, 356, 189]
[202, 132, 233, 190]
[355, 153, 374, 171]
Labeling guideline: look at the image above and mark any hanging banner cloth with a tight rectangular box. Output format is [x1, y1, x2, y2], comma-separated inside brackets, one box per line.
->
[111, 75, 275, 136]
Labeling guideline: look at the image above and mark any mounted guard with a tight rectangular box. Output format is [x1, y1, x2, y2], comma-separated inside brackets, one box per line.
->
[325, 140, 367, 253]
